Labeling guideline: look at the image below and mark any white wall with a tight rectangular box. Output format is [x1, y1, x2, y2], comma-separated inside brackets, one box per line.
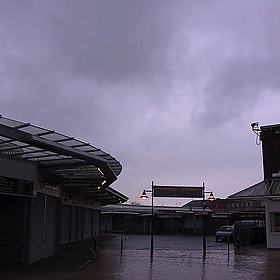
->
[263, 200, 280, 249]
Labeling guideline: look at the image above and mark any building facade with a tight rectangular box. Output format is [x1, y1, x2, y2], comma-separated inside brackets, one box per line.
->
[0, 116, 128, 264]
[101, 203, 214, 236]
[259, 124, 280, 248]
[229, 123, 280, 248]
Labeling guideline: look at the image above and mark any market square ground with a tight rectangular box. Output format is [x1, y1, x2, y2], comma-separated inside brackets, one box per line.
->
[1, 234, 280, 280]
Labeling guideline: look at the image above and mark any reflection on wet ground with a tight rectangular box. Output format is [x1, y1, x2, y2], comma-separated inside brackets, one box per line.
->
[2, 235, 280, 280]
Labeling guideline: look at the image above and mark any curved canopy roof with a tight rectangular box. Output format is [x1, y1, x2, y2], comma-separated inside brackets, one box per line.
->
[0, 115, 128, 204]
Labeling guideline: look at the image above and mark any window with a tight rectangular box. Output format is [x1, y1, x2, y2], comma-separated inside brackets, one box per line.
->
[271, 213, 280, 232]
[275, 213, 280, 232]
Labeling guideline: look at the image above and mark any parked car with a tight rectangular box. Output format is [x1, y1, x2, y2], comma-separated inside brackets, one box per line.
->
[215, 225, 234, 242]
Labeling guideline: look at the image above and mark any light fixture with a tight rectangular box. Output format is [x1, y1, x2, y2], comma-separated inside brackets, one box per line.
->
[274, 128, 280, 135]
[97, 167, 105, 176]
[207, 191, 216, 201]
[251, 122, 261, 145]
[140, 190, 149, 199]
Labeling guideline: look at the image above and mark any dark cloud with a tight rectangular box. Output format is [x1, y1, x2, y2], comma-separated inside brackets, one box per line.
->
[1, 0, 180, 83]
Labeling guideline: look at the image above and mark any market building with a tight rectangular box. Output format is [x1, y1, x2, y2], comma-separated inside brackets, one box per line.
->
[0, 115, 128, 264]
[229, 123, 280, 249]
[101, 203, 214, 235]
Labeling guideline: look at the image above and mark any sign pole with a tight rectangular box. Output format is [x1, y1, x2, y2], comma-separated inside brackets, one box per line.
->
[151, 180, 154, 259]
[202, 182, 206, 256]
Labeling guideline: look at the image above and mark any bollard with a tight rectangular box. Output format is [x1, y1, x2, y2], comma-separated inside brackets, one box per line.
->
[227, 235, 230, 257]
[237, 233, 240, 248]
[120, 233, 123, 255]
[94, 232, 97, 251]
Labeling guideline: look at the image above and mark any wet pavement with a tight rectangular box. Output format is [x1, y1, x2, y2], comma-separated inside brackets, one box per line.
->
[1, 234, 280, 280]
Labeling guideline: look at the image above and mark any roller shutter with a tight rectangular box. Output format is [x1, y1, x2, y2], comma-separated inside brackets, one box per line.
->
[93, 210, 100, 236]
[44, 196, 57, 257]
[29, 193, 58, 263]
[71, 206, 78, 242]
[83, 208, 91, 239]
[29, 193, 45, 263]
[77, 207, 83, 241]
[89, 209, 93, 238]
[60, 204, 71, 244]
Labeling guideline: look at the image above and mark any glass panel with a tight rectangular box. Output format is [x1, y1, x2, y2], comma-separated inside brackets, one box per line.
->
[76, 145, 97, 152]
[57, 139, 82, 147]
[0, 117, 23, 128]
[20, 125, 48, 135]
[0, 136, 10, 142]
[43, 132, 69, 142]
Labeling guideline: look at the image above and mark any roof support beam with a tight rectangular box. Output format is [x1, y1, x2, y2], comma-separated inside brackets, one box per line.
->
[31, 135, 117, 186]
[0, 123, 117, 187]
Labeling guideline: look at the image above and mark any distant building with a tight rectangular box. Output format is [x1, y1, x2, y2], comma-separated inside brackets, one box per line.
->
[101, 203, 214, 235]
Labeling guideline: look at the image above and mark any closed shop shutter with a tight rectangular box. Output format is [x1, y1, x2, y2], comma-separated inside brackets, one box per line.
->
[44, 196, 57, 257]
[71, 206, 78, 242]
[93, 210, 100, 236]
[60, 204, 71, 244]
[77, 207, 83, 241]
[84, 208, 92, 239]
[89, 209, 94, 238]
[83, 208, 91, 239]
[0, 195, 26, 264]
[29, 193, 45, 263]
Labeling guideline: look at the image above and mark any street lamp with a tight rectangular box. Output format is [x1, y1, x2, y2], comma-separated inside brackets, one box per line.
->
[202, 182, 216, 256]
[140, 181, 154, 258]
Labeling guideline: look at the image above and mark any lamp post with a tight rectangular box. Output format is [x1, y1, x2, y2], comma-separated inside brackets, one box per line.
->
[140, 181, 154, 258]
[202, 182, 215, 256]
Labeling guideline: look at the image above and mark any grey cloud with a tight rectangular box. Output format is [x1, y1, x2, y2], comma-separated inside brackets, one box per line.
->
[186, 1, 280, 129]
[193, 53, 280, 128]
[38, 0, 182, 83]
[0, 0, 188, 117]
[0, 0, 279, 204]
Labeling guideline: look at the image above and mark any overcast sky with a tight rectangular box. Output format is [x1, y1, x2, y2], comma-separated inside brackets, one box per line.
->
[1, 0, 279, 205]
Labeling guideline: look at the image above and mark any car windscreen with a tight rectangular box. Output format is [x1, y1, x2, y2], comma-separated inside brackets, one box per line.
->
[219, 226, 232, 232]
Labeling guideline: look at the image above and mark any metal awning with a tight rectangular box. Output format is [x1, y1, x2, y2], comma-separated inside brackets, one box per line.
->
[228, 179, 280, 199]
[0, 115, 128, 204]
